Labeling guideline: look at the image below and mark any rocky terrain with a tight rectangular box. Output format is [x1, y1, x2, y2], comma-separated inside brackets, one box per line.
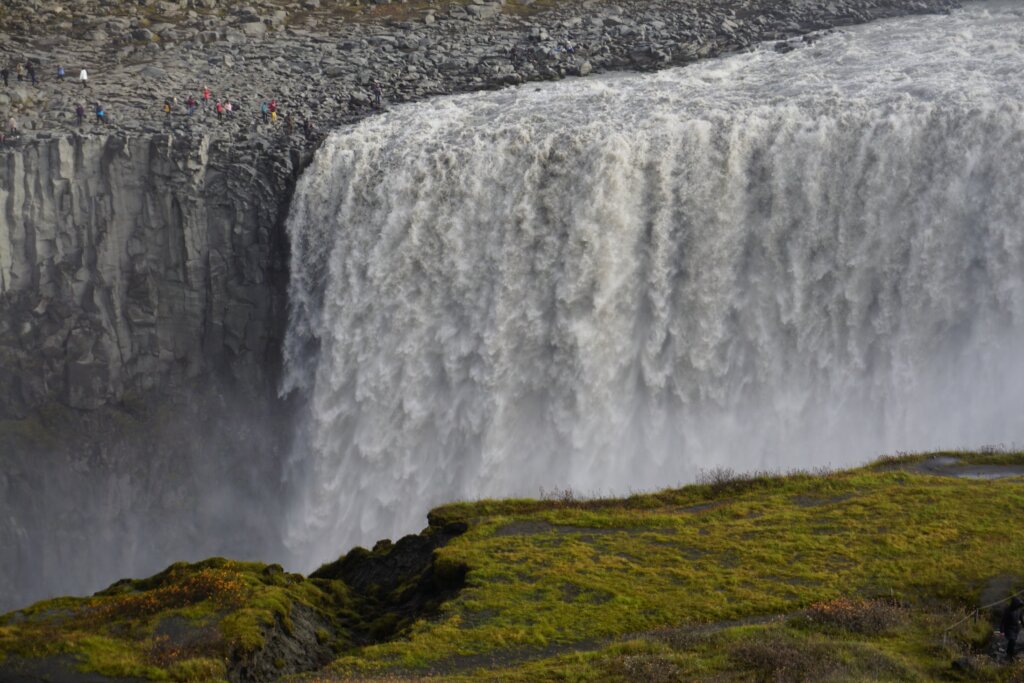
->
[1, 0, 959, 142]
[0, 0, 962, 619]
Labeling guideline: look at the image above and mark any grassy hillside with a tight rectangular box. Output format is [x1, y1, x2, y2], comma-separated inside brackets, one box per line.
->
[2, 452, 1024, 682]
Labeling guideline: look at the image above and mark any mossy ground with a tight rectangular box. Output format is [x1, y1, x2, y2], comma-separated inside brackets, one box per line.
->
[3, 451, 1024, 682]
[314, 451, 1024, 681]
[0, 558, 355, 682]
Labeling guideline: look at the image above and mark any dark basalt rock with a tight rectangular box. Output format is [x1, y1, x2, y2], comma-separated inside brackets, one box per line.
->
[312, 521, 470, 642]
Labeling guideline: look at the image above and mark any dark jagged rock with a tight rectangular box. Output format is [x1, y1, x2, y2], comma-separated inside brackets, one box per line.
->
[312, 521, 470, 641]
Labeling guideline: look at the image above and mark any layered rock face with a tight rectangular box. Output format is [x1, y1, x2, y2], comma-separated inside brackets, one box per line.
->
[0, 134, 305, 611]
[0, 134, 302, 417]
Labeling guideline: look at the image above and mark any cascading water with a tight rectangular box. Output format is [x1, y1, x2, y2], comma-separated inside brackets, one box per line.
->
[283, 2, 1024, 568]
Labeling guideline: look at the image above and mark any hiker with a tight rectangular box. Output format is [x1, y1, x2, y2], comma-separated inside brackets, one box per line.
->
[1002, 597, 1024, 660]
[79, 68, 89, 88]
[285, 112, 294, 135]
[270, 109, 277, 124]
[6, 116, 17, 137]
[371, 80, 382, 108]
[260, 101, 269, 123]
[225, 100, 234, 118]
[15, 63, 24, 82]
[95, 102, 106, 124]
[202, 85, 211, 107]
[1, 66, 8, 87]
[26, 61, 37, 86]
[57, 64, 65, 82]
[163, 98, 173, 117]
[186, 95, 197, 115]
[75, 103, 85, 127]
[215, 101, 224, 120]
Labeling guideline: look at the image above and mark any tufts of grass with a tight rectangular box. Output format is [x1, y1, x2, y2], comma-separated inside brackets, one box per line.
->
[325, 452, 1024, 679]
[0, 558, 343, 680]
[6, 451, 1024, 682]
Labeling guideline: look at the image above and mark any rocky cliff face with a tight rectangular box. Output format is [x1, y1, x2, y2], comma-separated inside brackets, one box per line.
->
[0, 133, 303, 418]
[0, 132, 307, 612]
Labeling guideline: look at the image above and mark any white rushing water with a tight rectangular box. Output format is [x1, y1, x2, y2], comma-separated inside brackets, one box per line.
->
[283, 2, 1024, 566]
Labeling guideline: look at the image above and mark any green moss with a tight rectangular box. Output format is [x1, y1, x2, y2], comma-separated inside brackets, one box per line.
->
[166, 657, 227, 682]
[4, 451, 1024, 681]
[324, 454, 1024, 678]
[74, 635, 168, 680]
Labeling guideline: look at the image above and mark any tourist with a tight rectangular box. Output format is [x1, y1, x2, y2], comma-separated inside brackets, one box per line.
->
[16, 63, 24, 82]
[186, 95, 197, 116]
[203, 85, 211, 107]
[26, 61, 37, 86]
[302, 117, 314, 141]
[1002, 597, 1024, 660]
[285, 112, 294, 135]
[80, 68, 89, 88]
[215, 101, 224, 120]
[260, 101, 269, 123]
[57, 65, 65, 82]
[371, 80, 382, 108]
[95, 102, 106, 124]
[270, 108, 277, 124]
[7, 115, 17, 137]
[269, 98, 277, 115]
[225, 100, 234, 118]
[75, 103, 85, 127]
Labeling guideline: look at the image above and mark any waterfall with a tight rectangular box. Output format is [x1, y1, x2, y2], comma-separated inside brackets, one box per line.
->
[283, 2, 1024, 567]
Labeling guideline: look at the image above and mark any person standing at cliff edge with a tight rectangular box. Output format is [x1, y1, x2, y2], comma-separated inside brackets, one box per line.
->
[79, 68, 89, 88]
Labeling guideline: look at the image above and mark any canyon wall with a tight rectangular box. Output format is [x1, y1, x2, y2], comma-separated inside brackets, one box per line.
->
[0, 133, 304, 418]
[0, 134, 307, 610]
